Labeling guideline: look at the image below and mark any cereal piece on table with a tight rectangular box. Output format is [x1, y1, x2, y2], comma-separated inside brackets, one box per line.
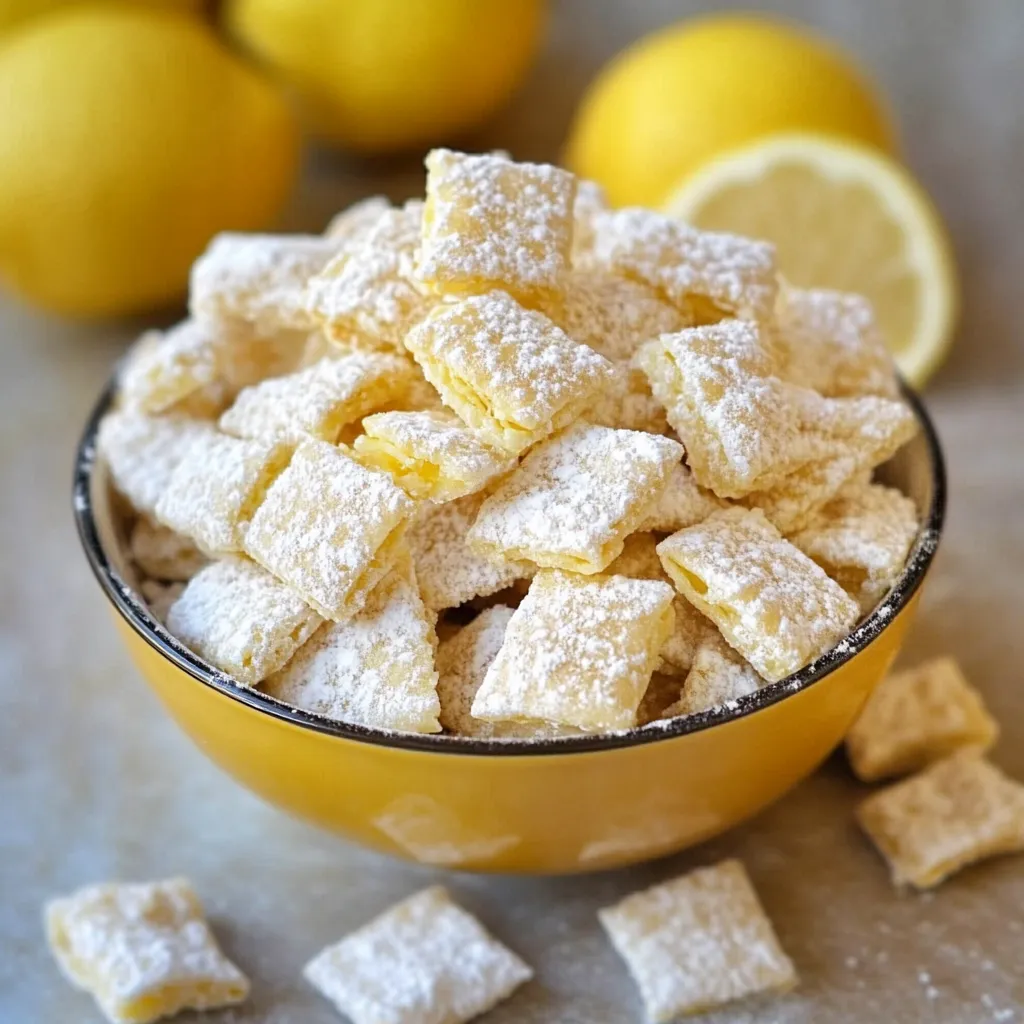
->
[244, 438, 415, 621]
[776, 286, 899, 398]
[418, 148, 576, 300]
[468, 423, 683, 573]
[404, 290, 613, 454]
[213, 324, 307, 391]
[598, 859, 797, 1021]
[307, 202, 433, 350]
[167, 557, 321, 685]
[790, 480, 919, 611]
[665, 629, 764, 718]
[588, 364, 670, 434]
[119, 320, 219, 415]
[592, 206, 779, 322]
[305, 886, 531, 1024]
[657, 507, 859, 682]
[845, 657, 999, 782]
[139, 580, 184, 624]
[571, 177, 609, 264]
[129, 516, 206, 581]
[471, 570, 676, 733]
[190, 232, 339, 335]
[407, 494, 534, 611]
[44, 877, 249, 1024]
[353, 409, 516, 502]
[154, 431, 292, 556]
[219, 352, 415, 445]
[857, 753, 1024, 889]
[97, 411, 215, 519]
[264, 559, 441, 733]
[324, 194, 392, 242]
[635, 459, 729, 533]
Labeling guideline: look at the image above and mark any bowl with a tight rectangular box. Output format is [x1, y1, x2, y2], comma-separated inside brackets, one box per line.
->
[73, 379, 945, 875]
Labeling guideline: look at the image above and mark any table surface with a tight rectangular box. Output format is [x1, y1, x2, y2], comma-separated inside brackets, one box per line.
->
[3, 1, 1023, 1021]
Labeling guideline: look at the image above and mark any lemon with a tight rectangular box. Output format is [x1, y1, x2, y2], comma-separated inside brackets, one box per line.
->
[565, 13, 895, 208]
[0, 0, 201, 37]
[0, 7, 299, 317]
[664, 134, 957, 387]
[226, 0, 546, 153]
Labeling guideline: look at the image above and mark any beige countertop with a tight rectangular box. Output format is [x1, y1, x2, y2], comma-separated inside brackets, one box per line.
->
[2, 1, 1023, 1021]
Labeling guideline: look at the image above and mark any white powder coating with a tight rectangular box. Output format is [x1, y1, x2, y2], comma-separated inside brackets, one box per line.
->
[570, 177, 609, 264]
[166, 556, 321, 686]
[303, 885, 532, 1024]
[592, 206, 779, 321]
[657, 507, 860, 682]
[128, 516, 207, 582]
[468, 423, 683, 573]
[790, 479, 920, 612]
[307, 201, 434, 348]
[588, 363, 671, 434]
[44, 878, 249, 1024]
[776, 286, 900, 398]
[324, 194, 392, 242]
[471, 570, 676, 733]
[404, 290, 614, 454]
[418, 148, 576, 296]
[845, 657, 999, 783]
[190, 232, 340, 335]
[243, 438, 415, 621]
[219, 352, 415, 444]
[598, 859, 797, 1022]
[635, 459, 729, 533]
[97, 411, 216, 518]
[666, 629, 764, 718]
[857, 752, 1024, 889]
[354, 408, 517, 502]
[264, 561, 441, 733]
[213, 323, 308, 392]
[138, 580, 184, 625]
[406, 493, 533, 611]
[154, 431, 292, 556]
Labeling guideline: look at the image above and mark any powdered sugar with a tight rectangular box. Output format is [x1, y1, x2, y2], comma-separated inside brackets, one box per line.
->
[635, 459, 729, 533]
[119, 319, 219, 415]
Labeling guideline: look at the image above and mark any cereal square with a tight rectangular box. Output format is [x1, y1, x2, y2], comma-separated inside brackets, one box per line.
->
[404, 290, 614, 454]
[264, 558, 441, 733]
[304, 885, 531, 1024]
[154, 431, 293, 556]
[212, 323, 307, 391]
[657, 507, 859, 682]
[353, 409, 516, 502]
[468, 423, 683, 573]
[166, 556, 321, 685]
[129, 516, 207, 582]
[219, 352, 415, 444]
[635, 459, 729, 533]
[846, 657, 999, 782]
[118, 320, 219, 415]
[592, 207, 779, 321]
[471, 570, 676, 733]
[406, 493, 534, 611]
[857, 753, 1024, 889]
[45, 877, 249, 1024]
[666, 629, 764, 717]
[244, 438, 416, 621]
[418, 148, 576, 299]
[324, 194, 392, 242]
[598, 859, 797, 1021]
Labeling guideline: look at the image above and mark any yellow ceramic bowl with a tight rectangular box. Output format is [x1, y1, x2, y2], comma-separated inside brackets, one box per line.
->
[73, 382, 944, 875]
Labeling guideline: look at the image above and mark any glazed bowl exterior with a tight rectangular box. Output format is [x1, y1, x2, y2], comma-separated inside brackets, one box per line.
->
[74, 382, 944, 875]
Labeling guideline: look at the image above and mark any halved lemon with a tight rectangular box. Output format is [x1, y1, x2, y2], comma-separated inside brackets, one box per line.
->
[663, 133, 958, 388]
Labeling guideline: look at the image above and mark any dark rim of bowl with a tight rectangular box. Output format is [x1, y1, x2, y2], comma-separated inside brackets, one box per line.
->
[73, 378, 945, 757]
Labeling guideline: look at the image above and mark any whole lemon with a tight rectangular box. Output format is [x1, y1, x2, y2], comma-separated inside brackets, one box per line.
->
[226, 0, 546, 153]
[0, 0, 202, 37]
[0, 7, 299, 317]
[565, 14, 896, 208]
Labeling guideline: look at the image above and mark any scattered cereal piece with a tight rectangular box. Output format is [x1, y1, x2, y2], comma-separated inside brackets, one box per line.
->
[129, 516, 207, 581]
[634, 459, 729, 533]
[119, 320, 219, 415]
[44, 877, 249, 1024]
[846, 657, 999, 782]
[324, 195, 392, 242]
[471, 570, 675, 733]
[571, 178, 609, 265]
[406, 494, 534, 611]
[592, 207, 778, 321]
[657, 507, 859, 682]
[244, 438, 415, 621]
[598, 859, 797, 1021]
[190, 232, 339, 335]
[139, 580, 184, 624]
[167, 556, 321, 685]
[219, 352, 415, 445]
[469, 423, 683, 573]
[665, 629, 764, 717]
[303, 885, 532, 1024]
[404, 290, 614, 454]
[155, 431, 293, 556]
[353, 409, 516, 502]
[418, 148, 576, 300]
[264, 559, 441, 733]
[857, 753, 1024, 889]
